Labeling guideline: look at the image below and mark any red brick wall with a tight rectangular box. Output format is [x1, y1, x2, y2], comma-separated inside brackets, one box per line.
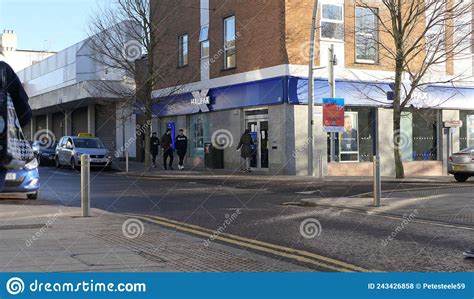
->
[151, 0, 432, 91]
[208, 0, 287, 79]
[152, 0, 201, 90]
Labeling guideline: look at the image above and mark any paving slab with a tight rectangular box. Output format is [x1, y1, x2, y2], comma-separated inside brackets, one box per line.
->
[300, 188, 474, 227]
[0, 202, 308, 272]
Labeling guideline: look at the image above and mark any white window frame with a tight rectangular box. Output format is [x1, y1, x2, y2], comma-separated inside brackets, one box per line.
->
[200, 25, 210, 58]
[224, 16, 236, 69]
[320, 2, 344, 42]
[454, 12, 472, 54]
[355, 7, 378, 64]
[178, 34, 188, 67]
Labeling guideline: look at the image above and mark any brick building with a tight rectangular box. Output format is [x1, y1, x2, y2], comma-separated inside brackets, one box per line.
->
[150, 0, 474, 177]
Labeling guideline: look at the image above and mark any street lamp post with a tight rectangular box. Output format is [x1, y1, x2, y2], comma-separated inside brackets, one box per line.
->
[328, 44, 336, 162]
[308, 0, 319, 177]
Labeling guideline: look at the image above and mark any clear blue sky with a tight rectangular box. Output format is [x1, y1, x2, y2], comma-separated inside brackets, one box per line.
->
[0, 0, 105, 52]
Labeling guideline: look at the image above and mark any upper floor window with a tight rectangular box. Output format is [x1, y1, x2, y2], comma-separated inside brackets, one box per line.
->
[200, 25, 210, 58]
[224, 16, 236, 69]
[355, 7, 378, 63]
[321, 3, 344, 41]
[454, 15, 472, 54]
[178, 34, 189, 67]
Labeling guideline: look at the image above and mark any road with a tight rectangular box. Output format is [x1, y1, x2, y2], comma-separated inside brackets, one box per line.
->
[14, 166, 474, 272]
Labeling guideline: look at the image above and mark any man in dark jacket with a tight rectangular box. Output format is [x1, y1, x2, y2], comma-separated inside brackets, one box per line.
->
[150, 132, 160, 168]
[175, 129, 188, 170]
[162, 128, 174, 170]
[237, 129, 254, 172]
[0, 61, 32, 190]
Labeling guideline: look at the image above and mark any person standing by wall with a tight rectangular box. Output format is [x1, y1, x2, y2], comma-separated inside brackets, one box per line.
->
[150, 132, 160, 168]
[237, 129, 254, 173]
[162, 128, 174, 170]
[0, 61, 32, 189]
[175, 129, 188, 170]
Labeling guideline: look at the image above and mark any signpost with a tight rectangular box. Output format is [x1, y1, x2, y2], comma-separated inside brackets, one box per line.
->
[443, 120, 463, 128]
[307, 0, 319, 177]
[166, 122, 176, 150]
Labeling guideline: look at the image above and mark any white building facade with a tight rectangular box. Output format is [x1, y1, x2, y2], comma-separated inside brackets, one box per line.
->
[16, 37, 138, 159]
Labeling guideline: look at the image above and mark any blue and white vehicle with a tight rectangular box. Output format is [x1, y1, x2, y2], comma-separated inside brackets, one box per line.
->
[3, 146, 40, 200]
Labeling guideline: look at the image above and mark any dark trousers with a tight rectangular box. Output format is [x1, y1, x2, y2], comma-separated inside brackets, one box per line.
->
[163, 148, 174, 169]
[177, 151, 186, 166]
[151, 152, 158, 165]
[0, 168, 6, 191]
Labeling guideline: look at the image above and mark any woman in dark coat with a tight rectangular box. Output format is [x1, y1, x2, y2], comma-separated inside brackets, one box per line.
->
[237, 129, 254, 172]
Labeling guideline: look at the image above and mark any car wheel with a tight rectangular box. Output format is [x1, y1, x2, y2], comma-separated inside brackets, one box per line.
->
[55, 156, 61, 168]
[27, 192, 38, 200]
[454, 174, 469, 182]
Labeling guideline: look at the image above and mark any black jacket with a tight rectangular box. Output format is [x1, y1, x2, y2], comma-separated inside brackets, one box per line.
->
[237, 132, 254, 158]
[175, 134, 188, 153]
[0, 61, 31, 127]
[161, 133, 173, 151]
[150, 136, 160, 154]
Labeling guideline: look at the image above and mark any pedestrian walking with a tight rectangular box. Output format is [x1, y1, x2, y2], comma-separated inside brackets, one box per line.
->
[236, 129, 254, 172]
[150, 132, 160, 168]
[175, 129, 188, 170]
[0, 61, 32, 190]
[162, 128, 174, 170]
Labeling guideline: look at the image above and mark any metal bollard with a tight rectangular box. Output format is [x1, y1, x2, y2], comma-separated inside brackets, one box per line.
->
[318, 154, 324, 179]
[373, 155, 381, 207]
[81, 154, 91, 217]
[125, 150, 129, 173]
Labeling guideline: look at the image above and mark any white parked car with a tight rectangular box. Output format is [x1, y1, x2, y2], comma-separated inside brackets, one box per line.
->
[448, 147, 474, 182]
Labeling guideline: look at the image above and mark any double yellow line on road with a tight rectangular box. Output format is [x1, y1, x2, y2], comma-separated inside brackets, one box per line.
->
[130, 214, 375, 272]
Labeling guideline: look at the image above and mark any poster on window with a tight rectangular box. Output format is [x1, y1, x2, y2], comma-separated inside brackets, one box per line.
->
[339, 112, 359, 162]
[467, 115, 474, 147]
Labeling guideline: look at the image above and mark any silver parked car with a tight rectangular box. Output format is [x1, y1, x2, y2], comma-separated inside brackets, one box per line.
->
[55, 135, 113, 170]
[448, 147, 474, 182]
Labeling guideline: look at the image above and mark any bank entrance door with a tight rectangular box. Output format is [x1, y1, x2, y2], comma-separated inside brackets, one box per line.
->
[245, 117, 269, 170]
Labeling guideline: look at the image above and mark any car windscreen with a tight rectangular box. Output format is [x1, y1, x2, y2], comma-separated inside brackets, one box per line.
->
[42, 142, 58, 150]
[73, 138, 105, 149]
[460, 147, 474, 153]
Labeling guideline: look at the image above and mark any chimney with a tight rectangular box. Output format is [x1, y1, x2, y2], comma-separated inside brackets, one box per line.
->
[0, 30, 17, 52]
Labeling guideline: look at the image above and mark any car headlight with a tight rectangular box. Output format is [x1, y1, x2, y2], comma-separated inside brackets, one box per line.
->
[106, 155, 113, 159]
[24, 158, 39, 170]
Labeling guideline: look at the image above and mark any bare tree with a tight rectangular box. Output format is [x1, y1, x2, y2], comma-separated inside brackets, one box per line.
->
[87, 0, 183, 170]
[353, 0, 473, 178]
